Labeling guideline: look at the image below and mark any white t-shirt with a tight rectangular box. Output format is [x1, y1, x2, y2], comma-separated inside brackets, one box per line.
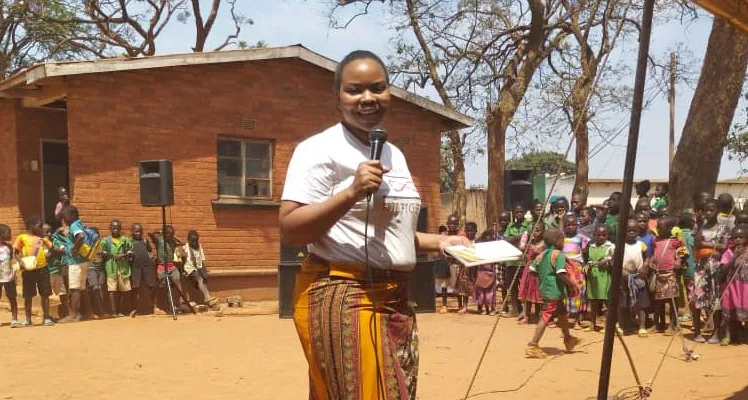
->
[623, 241, 646, 277]
[282, 123, 421, 271]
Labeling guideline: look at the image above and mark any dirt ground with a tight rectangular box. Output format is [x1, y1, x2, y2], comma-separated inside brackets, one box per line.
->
[2, 306, 747, 400]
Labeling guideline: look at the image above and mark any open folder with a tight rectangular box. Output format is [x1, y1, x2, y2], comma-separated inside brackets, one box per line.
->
[444, 240, 523, 267]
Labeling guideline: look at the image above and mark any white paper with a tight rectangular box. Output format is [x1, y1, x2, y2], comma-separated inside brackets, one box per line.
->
[444, 240, 523, 267]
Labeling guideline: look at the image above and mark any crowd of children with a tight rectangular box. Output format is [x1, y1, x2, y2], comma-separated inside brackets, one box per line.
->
[437, 181, 748, 358]
[0, 187, 219, 327]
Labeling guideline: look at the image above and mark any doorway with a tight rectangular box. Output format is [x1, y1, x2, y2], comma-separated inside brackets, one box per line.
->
[41, 140, 69, 230]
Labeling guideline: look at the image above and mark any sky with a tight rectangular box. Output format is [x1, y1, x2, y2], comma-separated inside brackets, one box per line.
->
[155, 0, 746, 187]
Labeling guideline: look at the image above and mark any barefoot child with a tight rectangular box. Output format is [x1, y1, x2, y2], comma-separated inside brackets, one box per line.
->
[692, 199, 729, 343]
[651, 216, 688, 335]
[585, 225, 615, 333]
[13, 216, 55, 326]
[562, 214, 589, 329]
[102, 219, 133, 317]
[517, 222, 545, 324]
[526, 229, 581, 358]
[129, 223, 157, 317]
[177, 230, 217, 308]
[623, 219, 650, 337]
[0, 224, 21, 327]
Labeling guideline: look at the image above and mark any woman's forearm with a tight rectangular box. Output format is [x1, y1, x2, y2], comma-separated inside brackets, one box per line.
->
[415, 232, 445, 252]
[280, 188, 358, 246]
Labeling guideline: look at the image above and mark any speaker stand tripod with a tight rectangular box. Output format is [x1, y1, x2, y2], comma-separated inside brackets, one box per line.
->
[159, 205, 196, 320]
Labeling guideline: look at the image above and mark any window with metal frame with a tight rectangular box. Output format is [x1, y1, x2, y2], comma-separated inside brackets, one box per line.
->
[217, 137, 273, 199]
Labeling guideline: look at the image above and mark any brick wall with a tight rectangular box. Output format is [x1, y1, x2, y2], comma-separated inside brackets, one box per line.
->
[62, 58, 444, 274]
[0, 99, 22, 234]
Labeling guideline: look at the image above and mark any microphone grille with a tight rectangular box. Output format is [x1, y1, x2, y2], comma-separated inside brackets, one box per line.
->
[369, 126, 388, 142]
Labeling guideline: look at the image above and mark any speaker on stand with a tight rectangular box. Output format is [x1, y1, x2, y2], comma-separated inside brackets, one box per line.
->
[138, 160, 190, 320]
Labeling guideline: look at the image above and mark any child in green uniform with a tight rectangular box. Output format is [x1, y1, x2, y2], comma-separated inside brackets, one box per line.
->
[526, 229, 582, 359]
[45, 224, 69, 318]
[584, 225, 615, 333]
[102, 219, 133, 317]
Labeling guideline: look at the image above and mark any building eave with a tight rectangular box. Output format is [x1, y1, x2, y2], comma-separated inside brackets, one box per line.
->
[0, 45, 474, 129]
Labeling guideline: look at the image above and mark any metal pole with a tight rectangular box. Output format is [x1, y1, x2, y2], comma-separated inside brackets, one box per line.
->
[669, 52, 677, 172]
[597, 0, 655, 398]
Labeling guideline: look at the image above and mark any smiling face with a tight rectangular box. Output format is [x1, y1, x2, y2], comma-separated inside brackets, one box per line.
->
[337, 58, 391, 138]
[513, 204, 526, 224]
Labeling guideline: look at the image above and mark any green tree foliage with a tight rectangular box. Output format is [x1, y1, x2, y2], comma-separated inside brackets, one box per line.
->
[506, 151, 575, 176]
[0, 0, 92, 78]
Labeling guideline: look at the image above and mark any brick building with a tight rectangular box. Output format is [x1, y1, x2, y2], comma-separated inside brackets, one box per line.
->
[0, 45, 472, 301]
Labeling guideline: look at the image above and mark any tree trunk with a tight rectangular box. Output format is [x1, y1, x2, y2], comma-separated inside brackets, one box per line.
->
[669, 18, 748, 213]
[446, 130, 468, 223]
[486, 109, 507, 229]
[571, 66, 594, 205]
[572, 109, 589, 204]
[403, 0, 468, 226]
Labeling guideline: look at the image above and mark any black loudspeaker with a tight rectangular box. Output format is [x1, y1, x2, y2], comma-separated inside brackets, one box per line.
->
[281, 243, 308, 263]
[409, 259, 436, 313]
[278, 262, 300, 319]
[504, 169, 533, 211]
[139, 160, 174, 206]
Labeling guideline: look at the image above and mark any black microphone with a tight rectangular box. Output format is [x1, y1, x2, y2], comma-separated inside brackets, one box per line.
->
[367, 126, 388, 201]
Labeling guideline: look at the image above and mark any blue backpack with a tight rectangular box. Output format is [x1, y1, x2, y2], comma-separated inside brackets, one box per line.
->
[76, 224, 102, 262]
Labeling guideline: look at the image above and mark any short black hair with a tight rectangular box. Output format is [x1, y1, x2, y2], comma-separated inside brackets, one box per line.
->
[60, 205, 79, 222]
[187, 230, 199, 239]
[543, 229, 564, 247]
[678, 212, 694, 230]
[635, 180, 651, 197]
[609, 191, 622, 200]
[465, 222, 478, 231]
[334, 50, 389, 91]
[0, 224, 9, 236]
[164, 225, 175, 234]
[717, 193, 734, 212]
[656, 182, 669, 192]
[24, 215, 42, 230]
[595, 224, 610, 233]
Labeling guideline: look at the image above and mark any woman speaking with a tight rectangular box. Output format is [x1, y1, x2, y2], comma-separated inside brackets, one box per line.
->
[279, 50, 469, 400]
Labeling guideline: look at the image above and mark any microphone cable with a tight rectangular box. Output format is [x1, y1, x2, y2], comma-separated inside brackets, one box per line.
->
[364, 193, 386, 400]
